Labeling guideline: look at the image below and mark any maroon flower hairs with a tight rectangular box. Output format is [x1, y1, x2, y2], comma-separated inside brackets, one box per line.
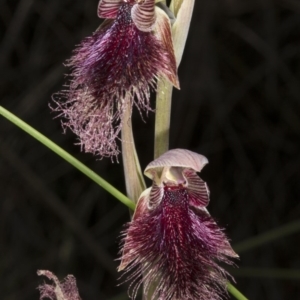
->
[54, 0, 179, 158]
[37, 270, 81, 300]
[119, 149, 238, 300]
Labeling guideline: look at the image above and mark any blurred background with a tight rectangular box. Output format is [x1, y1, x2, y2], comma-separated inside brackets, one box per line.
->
[1, 0, 300, 299]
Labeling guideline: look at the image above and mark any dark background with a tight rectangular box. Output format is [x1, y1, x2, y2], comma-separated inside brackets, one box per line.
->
[1, 0, 300, 299]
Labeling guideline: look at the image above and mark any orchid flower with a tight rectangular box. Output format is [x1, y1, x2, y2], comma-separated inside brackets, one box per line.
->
[119, 149, 238, 300]
[54, 0, 179, 158]
[37, 270, 81, 300]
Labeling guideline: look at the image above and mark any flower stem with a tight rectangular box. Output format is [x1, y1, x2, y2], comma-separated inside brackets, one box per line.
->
[0, 106, 135, 210]
[171, 0, 195, 65]
[154, 79, 173, 159]
[227, 283, 248, 300]
[121, 104, 146, 203]
[154, 0, 195, 160]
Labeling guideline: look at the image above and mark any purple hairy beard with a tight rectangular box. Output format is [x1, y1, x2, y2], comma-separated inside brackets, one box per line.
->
[120, 184, 236, 300]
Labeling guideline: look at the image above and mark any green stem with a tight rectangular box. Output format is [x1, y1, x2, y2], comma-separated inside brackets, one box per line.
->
[121, 104, 146, 203]
[171, 0, 195, 65]
[0, 106, 135, 211]
[154, 0, 195, 160]
[154, 79, 173, 159]
[227, 283, 248, 300]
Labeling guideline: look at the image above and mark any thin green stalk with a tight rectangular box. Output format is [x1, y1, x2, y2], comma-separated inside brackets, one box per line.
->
[171, 0, 195, 65]
[0, 106, 135, 211]
[154, 79, 173, 159]
[227, 283, 248, 300]
[121, 104, 146, 203]
[154, 0, 195, 159]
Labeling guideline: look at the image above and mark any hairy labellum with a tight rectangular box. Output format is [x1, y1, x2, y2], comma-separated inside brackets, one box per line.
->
[54, 0, 178, 158]
[119, 149, 238, 300]
[37, 270, 81, 300]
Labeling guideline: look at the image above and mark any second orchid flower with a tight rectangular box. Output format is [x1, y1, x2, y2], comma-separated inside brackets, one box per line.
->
[119, 149, 238, 300]
[54, 0, 179, 158]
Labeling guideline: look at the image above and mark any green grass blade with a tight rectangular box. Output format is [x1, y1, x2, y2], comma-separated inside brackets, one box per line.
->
[227, 282, 248, 300]
[0, 106, 135, 210]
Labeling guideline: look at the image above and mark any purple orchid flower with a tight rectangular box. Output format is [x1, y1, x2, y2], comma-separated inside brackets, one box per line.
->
[119, 149, 238, 300]
[37, 270, 81, 300]
[54, 0, 179, 158]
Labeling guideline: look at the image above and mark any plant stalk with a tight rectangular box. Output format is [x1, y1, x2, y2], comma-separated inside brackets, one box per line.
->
[154, 79, 173, 159]
[227, 283, 248, 300]
[121, 104, 146, 203]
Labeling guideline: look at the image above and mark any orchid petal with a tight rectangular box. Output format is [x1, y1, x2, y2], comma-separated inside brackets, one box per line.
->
[148, 181, 163, 209]
[131, 0, 156, 32]
[97, 0, 122, 19]
[154, 7, 180, 88]
[132, 188, 151, 220]
[118, 188, 151, 271]
[145, 148, 208, 180]
[184, 169, 210, 207]
[171, 0, 195, 66]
